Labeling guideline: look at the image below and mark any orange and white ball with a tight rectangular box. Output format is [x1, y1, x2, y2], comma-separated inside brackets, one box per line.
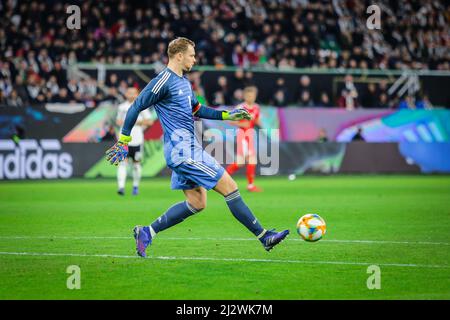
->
[296, 214, 327, 242]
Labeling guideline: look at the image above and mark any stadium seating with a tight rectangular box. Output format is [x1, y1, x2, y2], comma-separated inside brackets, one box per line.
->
[0, 0, 448, 107]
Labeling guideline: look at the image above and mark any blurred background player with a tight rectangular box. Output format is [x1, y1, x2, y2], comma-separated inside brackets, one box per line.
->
[226, 86, 263, 192]
[115, 87, 154, 195]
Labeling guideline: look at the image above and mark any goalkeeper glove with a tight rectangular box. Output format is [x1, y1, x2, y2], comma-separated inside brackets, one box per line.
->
[222, 108, 252, 121]
[105, 134, 131, 166]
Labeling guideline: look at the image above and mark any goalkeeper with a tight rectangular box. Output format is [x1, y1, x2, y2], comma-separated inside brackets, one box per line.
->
[106, 37, 289, 257]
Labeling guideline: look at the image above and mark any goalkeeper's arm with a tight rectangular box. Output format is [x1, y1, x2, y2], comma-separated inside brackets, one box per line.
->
[192, 103, 251, 121]
[106, 75, 167, 165]
[121, 76, 168, 139]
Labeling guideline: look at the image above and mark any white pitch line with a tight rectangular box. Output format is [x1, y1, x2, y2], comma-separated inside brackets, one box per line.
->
[322, 239, 450, 246]
[0, 251, 448, 269]
[0, 236, 449, 246]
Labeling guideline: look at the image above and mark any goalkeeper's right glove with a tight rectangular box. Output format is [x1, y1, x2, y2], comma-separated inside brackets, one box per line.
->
[105, 134, 131, 166]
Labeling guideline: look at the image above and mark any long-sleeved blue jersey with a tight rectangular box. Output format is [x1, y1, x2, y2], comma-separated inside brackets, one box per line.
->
[122, 67, 223, 167]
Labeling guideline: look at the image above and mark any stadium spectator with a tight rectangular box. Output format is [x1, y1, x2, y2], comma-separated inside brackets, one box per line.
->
[415, 95, 433, 109]
[103, 87, 121, 104]
[244, 71, 255, 87]
[274, 77, 289, 103]
[210, 76, 232, 106]
[52, 88, 71, 103]
[361, 83, 378, 108]
[46, 76, 60, 97]
[378, 93, 391, 109]
[298, 90, 315, 107]
[377, 79, 389, 97]
[13, 76, 29, 105]
[106, 73, 120, 88]
[230, 69, 246, 93]
[67, 79, 79, 98]
[398, 95, 416, 109]
[317, 92, 331, 107]
[337, 89, 357, 110]
[296, 75, 312, 104]
[270, 89, 288, 107]
[231, 89, 244, 106]
[210, 91, 225, 107]
[343, 75, 359, 101]
[232, 44, 248, 68]
[6, 90, 24, 107]
[26, 74, 45, 103]
[337, 74, 359, 110]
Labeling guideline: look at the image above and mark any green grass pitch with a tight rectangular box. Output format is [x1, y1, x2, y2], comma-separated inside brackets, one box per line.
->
[0, 175, 449, 299]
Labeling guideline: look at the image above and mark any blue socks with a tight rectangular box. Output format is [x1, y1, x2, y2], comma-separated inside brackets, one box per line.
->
[150, 201, 199, 235]
[148, 191, 266, 240]
[224, 189, 266, 238]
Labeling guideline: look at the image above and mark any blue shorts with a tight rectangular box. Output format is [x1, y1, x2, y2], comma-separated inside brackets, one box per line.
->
[170, 152, 225, 190]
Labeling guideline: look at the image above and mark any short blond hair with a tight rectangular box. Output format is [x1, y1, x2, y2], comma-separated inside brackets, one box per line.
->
[243, 86, 258, 94]
[167, 37, 195, 58]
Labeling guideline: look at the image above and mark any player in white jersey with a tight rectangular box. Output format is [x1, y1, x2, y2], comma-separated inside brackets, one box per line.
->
[115, 87, 154, 195]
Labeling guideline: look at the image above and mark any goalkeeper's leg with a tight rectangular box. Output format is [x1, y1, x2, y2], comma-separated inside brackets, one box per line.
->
[134, 188, 205, 257]
[150, 188, 205, 235]
[213, 171, 288, 250]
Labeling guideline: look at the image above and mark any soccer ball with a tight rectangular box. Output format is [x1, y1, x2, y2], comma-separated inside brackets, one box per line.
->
[296, 214, 327, 242]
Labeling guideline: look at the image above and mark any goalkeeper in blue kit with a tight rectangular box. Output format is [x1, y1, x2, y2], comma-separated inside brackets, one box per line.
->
[106, 37, 289, 257]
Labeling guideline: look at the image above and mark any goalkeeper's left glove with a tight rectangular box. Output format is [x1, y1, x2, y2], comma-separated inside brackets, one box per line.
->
[105, 134, 131, 166]
[222, 108, 252, 121]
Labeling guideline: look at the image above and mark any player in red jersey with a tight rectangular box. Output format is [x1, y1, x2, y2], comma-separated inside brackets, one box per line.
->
[226, 86, 263, 192]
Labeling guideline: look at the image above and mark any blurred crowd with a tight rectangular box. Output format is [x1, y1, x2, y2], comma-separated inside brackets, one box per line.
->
[206, 70, 434, 109]
[0, 0, 448, 108]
